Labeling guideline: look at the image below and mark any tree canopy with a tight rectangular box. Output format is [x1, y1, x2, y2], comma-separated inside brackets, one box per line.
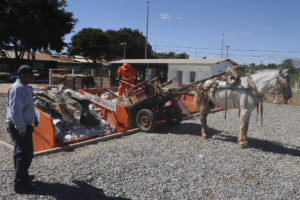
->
[68, 28, 109, 63]
[0, 0, 77, 67]
[68, 27, 191, 61]
[104, 28, 154, 60]
[153, 52, 189, 59]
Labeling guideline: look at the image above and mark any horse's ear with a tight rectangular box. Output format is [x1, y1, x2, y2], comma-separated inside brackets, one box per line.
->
[282, 68, 289, 74]
[279, 68, 289, 77]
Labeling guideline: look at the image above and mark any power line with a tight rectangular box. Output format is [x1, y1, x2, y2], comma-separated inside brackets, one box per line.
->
[155, 44, 300, 54]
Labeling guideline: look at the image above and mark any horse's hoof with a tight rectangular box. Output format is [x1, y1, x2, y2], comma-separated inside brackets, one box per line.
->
[238, 143, 248, 149]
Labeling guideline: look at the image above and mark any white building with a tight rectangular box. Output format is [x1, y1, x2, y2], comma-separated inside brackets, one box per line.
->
[110, 58, 237, 85]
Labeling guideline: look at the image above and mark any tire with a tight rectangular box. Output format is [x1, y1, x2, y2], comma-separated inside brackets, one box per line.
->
[136, 109, 157, 132]
[165, 105, 182, 125]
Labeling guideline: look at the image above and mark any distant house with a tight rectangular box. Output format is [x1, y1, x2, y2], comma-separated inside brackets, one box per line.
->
[0, 51, 107, 75]
[0, 50, 58, 72]
[109, 58, 237, 85]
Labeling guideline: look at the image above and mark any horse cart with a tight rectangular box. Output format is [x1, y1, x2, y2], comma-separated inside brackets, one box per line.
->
[125, 79, 191, 132]
[78, 78, 195, 133]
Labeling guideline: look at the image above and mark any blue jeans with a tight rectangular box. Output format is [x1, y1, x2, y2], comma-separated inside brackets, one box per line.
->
[7, 123, 34, 187]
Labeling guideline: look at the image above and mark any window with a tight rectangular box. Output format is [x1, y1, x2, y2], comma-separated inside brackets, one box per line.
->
[176, 71, 182, 84]
[190, 71, 196, 82]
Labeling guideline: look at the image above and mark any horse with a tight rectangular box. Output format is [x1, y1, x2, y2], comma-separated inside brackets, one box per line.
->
[194, 69, 292, 148]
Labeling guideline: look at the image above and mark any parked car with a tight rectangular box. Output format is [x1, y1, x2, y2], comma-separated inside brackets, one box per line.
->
[7, 72, 18, 82]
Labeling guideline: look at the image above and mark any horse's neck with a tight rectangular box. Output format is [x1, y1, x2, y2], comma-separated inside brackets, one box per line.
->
[251, 71, 278, 94]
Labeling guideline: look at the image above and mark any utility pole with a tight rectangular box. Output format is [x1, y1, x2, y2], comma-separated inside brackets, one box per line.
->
[145, 0, 149, 59]
[225, 45, 230, 58]
[121, 41, 127, 59]
[221, 33, 224, 58]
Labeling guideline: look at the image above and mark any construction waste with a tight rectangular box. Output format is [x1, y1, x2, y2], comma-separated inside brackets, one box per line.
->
[33, 86, 114, 143]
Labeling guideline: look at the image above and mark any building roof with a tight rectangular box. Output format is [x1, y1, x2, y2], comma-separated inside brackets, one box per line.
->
[3, 50, 57, 61]
[109, 58, 237, 65]
[28, 52, 57, 61]
[51, 55, 78, 63]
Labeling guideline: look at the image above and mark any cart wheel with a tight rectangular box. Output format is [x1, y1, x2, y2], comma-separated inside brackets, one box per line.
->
[136, 109, 157, 132]
[166, 105, 182, 125]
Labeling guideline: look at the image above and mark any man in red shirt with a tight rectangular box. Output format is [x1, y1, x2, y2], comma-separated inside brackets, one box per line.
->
[117, 62, 135, 97]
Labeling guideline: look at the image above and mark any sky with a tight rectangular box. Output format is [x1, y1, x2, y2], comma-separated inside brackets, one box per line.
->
[64, 0, 300, 65]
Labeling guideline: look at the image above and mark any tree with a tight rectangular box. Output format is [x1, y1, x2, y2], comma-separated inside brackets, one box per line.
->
[175, 53, 189, 59]
[68, 28, 109, 63]
[105, 28, 154, 60]
[0, 0, 77, 68]
[153, 51, 189, 59]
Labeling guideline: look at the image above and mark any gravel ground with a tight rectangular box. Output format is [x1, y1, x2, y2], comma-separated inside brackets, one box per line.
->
[0, 93, 300, 199]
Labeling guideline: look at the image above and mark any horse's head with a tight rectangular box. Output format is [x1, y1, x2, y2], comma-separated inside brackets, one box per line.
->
[278, 69, 292, 101]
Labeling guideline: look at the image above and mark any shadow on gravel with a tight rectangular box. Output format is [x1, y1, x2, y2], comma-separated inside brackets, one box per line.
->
[155, 122, 222, 138]
[28, 180, 131, 200]
[215, 134, 300, 157]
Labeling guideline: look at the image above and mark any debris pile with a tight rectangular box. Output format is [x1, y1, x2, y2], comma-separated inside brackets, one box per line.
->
[33, 86, 114, 142]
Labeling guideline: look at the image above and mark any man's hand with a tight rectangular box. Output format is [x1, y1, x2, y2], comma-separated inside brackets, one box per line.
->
[19, 131, 26, 137]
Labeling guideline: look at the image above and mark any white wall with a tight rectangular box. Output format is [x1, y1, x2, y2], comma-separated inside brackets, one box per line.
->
[211, 61, 234, 75]
[168, 64, 212, 84]
[167, 61, 235, 84]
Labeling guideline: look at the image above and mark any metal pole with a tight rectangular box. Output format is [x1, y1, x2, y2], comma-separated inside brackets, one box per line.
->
[123, 41, 127, 59]
[145, 0, 149, 59]
[296, 80, 298, 105]
[225, 45, 230, 58]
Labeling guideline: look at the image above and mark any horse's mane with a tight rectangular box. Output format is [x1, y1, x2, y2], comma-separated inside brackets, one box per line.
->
[250, 69, 279, 81]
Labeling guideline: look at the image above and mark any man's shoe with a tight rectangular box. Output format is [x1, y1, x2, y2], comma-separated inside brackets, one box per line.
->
[14, 183, 36, 194]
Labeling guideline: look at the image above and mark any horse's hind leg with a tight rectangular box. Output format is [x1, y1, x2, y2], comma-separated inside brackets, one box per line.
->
[199, 103, 210, 139]
[237, 109, 251, 148]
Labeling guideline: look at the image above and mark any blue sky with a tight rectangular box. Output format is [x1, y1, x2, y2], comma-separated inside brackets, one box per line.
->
[64, 0, 300, 65]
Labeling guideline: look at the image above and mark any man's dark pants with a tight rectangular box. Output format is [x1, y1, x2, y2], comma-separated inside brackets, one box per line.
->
[7, 123, 34, 187]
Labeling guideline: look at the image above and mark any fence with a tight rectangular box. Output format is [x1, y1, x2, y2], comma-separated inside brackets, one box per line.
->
[293, 78, 300, 105]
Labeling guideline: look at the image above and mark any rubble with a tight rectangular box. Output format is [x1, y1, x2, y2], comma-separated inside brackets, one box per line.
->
[33, 85, 114, 143]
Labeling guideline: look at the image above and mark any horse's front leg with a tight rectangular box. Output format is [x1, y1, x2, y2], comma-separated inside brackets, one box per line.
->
[199, 104, 210, 139]
[237, 109, 251, 148]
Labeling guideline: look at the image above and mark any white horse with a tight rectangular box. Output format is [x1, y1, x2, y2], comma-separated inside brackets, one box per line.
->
[194, 69, 292, 148]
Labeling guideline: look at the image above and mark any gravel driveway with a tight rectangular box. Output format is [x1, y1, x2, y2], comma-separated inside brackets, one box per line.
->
[0, 93, 299, 199]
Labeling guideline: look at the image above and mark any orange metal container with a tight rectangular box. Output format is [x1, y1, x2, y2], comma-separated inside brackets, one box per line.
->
[32, 107, 57, 152]
[32, 95, 118, 152]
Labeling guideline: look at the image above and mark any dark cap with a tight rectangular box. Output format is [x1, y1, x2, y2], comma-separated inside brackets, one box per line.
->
[18, 65, 33, 75]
